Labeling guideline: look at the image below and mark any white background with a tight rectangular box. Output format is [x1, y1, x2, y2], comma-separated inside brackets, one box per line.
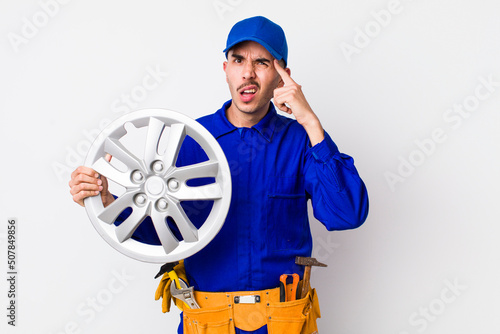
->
[1, 0, 499, 333]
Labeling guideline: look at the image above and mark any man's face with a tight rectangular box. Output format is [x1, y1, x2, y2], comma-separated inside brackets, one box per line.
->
[223, 41, 283, 117]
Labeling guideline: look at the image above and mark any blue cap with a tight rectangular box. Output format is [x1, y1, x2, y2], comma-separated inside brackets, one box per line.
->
[223, 16, 288, 65]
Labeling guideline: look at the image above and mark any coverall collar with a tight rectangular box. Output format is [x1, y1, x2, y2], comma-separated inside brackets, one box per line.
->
[212, 100, 280, 143]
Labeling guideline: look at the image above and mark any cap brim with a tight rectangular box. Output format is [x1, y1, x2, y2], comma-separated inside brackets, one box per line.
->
[223, 37, 284, 63]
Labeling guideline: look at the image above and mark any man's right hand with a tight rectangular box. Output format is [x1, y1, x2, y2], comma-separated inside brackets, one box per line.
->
[69, 154, 115, 207]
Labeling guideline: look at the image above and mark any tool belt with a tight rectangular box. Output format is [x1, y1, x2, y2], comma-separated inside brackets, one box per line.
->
[182, 286, 321, 334]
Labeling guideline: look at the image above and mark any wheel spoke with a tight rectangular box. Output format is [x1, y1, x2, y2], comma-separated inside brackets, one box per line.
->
[150, 210, 180, 254]
[161, 123, 186, 169]
[144, 117, 166, 167]
[169, 161, 219, 182]
[168, 202, 198, 242]
[92, 158, 136, 188]
[115, 203, 151, 243]
[105, 138, 147, 173]
[97, 190, 140, 224]
[172, 183, 223, 201]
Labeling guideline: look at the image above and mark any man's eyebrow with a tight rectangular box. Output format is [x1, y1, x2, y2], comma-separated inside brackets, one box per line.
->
[229, 54, 271, 63]
[255, 57, 271, 63]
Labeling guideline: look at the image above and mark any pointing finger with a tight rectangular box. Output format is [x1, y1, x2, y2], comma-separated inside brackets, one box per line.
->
[274, 59, 295, 86]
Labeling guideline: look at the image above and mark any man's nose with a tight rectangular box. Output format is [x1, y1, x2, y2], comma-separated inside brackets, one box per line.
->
[242, 62, 256, 79]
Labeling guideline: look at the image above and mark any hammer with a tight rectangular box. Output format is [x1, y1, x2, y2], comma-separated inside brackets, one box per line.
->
[295, 256, 327, 299]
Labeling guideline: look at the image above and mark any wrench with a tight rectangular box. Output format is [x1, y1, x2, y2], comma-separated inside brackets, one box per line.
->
[170, 278, 200, 309]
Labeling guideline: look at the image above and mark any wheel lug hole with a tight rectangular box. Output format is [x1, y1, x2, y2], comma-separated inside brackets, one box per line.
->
[168, 179, 180, 192]
[156, 198, 168, 211]
[134, 194, 148, 206]
[131, 170, 145, 183]
[152, 161, 164, 173]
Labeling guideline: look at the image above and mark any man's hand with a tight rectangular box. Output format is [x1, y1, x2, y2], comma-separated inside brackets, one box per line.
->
[273, 59, 325, 146]
[69, 154, 114, 207]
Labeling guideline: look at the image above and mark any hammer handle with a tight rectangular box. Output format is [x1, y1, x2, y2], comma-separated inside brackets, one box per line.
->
[300, 266, 311, 299]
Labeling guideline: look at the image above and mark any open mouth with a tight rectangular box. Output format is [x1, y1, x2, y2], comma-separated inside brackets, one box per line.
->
[239, 85, 258, 102]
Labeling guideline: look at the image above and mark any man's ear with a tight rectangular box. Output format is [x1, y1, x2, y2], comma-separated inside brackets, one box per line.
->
[223, 61, 228, 83]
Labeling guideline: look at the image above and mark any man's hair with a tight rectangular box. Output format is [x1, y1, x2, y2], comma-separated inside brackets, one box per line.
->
[277, 59, 286, 69]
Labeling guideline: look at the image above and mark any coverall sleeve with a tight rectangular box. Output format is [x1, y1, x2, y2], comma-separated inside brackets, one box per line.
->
[304, 131, 369, 230]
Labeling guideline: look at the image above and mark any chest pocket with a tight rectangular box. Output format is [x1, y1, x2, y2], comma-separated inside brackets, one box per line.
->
[266, 176, 308, 252]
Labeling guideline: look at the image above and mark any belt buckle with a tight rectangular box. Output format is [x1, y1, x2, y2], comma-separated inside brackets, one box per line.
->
[234, 295, 261, 304]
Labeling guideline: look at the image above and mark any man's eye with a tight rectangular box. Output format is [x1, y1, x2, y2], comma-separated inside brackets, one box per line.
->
[234, 59, 242, 63]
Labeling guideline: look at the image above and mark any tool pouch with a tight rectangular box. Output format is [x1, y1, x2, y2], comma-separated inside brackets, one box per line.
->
[267, 289, 321, 334]
[182, 288, 320, 334]
[183, 289, 274, 333]
[183, 305, 236, 334]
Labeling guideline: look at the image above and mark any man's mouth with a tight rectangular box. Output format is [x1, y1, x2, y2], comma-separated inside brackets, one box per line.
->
[239, 85, 258, 102]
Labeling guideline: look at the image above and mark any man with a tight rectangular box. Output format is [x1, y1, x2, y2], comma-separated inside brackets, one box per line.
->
[69, 16, 368, 334]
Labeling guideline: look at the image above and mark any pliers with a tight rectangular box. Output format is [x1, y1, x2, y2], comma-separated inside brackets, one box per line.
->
[279, 273, 300, 302]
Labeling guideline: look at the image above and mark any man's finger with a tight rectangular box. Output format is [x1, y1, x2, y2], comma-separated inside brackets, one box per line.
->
[71, 166, 99, 180]
[273, 94, 292, 114]
[70, 182, 102, 196]
[70, 174, 102, 187]
[73, 190, 100, 206]
[273, 59, 295, 86]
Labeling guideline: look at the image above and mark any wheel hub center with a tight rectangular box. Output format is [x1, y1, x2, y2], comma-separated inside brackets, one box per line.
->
[145, 176, 165, 196]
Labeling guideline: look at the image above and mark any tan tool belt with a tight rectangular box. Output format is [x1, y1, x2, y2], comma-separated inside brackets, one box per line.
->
[183, 286, 321, 334]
